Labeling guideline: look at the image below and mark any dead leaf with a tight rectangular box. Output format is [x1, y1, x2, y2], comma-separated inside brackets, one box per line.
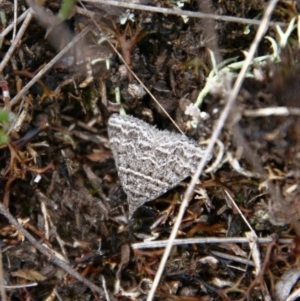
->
[11, 269, 48, 282]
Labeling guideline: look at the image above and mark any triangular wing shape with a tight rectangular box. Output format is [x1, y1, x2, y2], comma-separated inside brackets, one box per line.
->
[108, 114, 210, 218]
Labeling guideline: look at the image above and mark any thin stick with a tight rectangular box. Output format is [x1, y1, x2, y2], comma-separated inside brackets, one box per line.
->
[83, 0, 285, 27]
[0, 8, 32, 39]
[244, 106, 300, 117]
[146, 1, 279, 300]
[0, 248, 7, 301]
[0, 202, 109, 299]
[9, 25, 92, 107]
[0, 10, 33, 74]
[225, 190, 255, 232]
[131, 236, 292, 249]
[210, 250, 255, 266]
[12, 0, 18, 40]
[0, 283, 37, 289]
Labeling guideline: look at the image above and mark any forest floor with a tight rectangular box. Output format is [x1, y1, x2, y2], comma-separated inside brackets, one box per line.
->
[1, 0, 300, 300]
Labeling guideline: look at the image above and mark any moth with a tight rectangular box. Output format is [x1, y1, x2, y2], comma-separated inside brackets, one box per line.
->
[108, 114, 211, 218]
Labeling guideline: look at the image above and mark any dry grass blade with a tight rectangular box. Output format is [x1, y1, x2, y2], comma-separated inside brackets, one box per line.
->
[12, 0, 18, 40]
[0, 248, 7, 301]
[0, 10, 33, 74]
[0, 8, 32, 39]
[131, 237, 293, 249]
[83, 0, 286, 27]
[244, 106, 300, 117]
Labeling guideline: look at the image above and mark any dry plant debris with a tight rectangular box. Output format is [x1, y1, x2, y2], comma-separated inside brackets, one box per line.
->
[1, 0, 300, 300]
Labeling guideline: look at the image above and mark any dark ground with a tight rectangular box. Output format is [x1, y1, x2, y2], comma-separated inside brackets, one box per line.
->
[1, 0, 300, 300]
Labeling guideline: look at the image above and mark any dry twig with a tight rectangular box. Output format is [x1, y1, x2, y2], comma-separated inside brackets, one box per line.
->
[83, 0, 286, 27]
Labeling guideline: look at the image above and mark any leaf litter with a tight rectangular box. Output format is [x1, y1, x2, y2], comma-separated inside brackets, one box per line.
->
[0, 0, 300, 300]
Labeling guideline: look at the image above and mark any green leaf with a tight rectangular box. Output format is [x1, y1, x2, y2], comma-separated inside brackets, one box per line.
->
[57, 0, 75, 23]
[0, 129, 8, 145]
[0, 110, 9, 123]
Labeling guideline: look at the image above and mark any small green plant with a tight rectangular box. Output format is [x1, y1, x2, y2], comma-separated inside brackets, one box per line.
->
[56, 0, 75, 23]
[0, 109, 9, 145]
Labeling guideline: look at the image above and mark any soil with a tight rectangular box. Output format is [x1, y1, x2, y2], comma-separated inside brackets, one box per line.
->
[1, 0, 300, 300]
